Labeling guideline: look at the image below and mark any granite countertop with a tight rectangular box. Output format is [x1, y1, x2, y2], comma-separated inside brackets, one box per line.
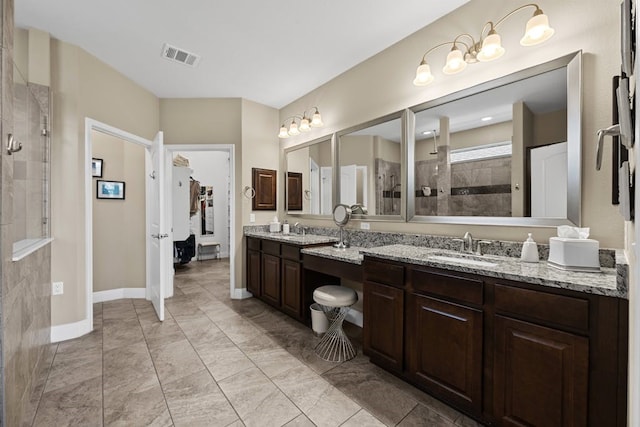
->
[301, 246, 365, 265]
[245, 230, 339, 246]
[360, 244, 625, 298]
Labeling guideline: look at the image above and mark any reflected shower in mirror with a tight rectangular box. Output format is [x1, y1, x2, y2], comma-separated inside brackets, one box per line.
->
[338, 114, 403, 217]
[285, 137, 333, 216]
[410, 52, 581, 226]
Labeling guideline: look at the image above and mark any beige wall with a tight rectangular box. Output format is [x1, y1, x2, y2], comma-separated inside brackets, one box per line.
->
[50, 39, 160, 326]
[92, 131, 146, 292]
[279, 0, 623, 248]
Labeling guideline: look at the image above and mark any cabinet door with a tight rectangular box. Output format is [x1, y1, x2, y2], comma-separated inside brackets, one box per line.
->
[261, 253, 280, 307]
[281, 259, 301, 318]
[363, 281, 404, 372]
[493, 315, 588, 427]
[247, 249, 261, 296]
[407, 294, 482, 413]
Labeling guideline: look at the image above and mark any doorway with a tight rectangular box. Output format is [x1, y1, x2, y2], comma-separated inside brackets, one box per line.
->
[85, 118, 167, 327]
[164, 144, 236, 300]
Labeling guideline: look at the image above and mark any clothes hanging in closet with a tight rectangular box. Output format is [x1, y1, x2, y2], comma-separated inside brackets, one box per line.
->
[189, 179, 200, 216]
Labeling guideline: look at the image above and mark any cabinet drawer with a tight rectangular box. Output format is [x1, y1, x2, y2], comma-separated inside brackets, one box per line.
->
[281, 244, 301, 261]
[411, 269, 483, 306]
[494, 284, 589, 333]
[247, 237, 261, 251]
[262, 240, 280, 256]
[363, 259, 404, 288]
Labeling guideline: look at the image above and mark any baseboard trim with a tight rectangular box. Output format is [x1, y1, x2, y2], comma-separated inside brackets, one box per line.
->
[51, 318, 92, 343]
[232, 288, 253, 300]
[345, 309, 363, 328]
[93, 287, 146, 303]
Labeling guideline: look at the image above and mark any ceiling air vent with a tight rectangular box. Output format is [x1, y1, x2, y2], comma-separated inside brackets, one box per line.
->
[161, 43, 201, 67]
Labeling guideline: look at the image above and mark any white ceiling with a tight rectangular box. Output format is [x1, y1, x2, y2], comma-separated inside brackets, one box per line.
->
[15, 0, 469, 109]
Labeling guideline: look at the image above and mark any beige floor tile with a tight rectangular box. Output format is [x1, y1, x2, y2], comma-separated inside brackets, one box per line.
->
[239, 333, 304, 378]
[43, 349, 102, 393]
[215, 315, 263, 345]
[33, 376, 102, 427]
[103, 342, 158, 393]
[284, 414, 316, 426]
[397, 403, 456, 427]
[104, 382, 172, 427]
[341, 409, 387, 426]
[103, 318, 145, 351]
[193, 334, 256, 381]
[218, 367, 301, 427]
[163, 370, 239, 426]
[148, 338, 207, 386]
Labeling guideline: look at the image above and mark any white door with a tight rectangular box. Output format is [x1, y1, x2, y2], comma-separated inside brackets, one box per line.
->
[340, 164, 357, 206]
[147, 131, 166, 320]
[530, 142, 567, 218]
[309, 158, 320, 214]
[320, 166, 333, 215]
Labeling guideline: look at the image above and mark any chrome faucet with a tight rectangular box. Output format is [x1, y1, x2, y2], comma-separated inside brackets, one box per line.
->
[462, 232, 473, 253]
[293, 222, 301, 234]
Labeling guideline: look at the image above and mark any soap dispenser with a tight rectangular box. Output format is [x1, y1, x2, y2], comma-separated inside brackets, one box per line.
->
[521, 233, 539, 263]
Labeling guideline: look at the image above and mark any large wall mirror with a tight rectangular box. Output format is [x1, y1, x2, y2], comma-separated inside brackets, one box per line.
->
[408, 51, 582, 226]
[285, 135, 335, 217]
[336, 112, 405, 220]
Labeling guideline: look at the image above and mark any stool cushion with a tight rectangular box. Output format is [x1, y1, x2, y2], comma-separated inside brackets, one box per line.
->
[313, 285, 357, 307]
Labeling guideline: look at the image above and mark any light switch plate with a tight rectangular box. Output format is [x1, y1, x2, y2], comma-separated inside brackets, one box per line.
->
[249, 213, 255, 223]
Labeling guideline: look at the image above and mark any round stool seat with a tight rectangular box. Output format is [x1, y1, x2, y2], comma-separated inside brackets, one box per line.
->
[313, 285, 357, 307]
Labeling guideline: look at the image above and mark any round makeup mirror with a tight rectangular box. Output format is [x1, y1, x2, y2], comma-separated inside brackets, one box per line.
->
[332, 204, 352, 248]
[333, 204, 352, 226]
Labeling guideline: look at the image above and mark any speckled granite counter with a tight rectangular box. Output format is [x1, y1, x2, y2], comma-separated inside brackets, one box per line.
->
[300, 246, 364, 265]
[244, 230, 339, 246]
[360, 244, 626, 298]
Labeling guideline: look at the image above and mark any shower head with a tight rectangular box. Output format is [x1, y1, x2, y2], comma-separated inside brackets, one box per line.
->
[429, 130, 438, 155]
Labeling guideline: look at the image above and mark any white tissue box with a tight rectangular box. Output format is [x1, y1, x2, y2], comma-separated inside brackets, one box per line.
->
[269, 222, 280, 233]
[547, 237, 600, 272]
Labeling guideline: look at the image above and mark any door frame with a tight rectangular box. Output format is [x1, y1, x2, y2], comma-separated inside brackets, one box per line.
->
[84, 118, 156, 330]
[164, 144, 236, 300]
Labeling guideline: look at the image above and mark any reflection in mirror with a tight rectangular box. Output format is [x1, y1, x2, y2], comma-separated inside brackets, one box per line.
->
[338, 114, 403, 217]
[285, 137, 333, 215]
[411, 52, 580, 226]
[200, 186, 214, 235]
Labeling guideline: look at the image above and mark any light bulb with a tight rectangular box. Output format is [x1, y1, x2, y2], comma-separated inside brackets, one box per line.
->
[521, 11, 554, 46]
[288, 121, 300, 136]
[443, 48, 467, 75]
[311, 110, 323, 127]
[299, 117, 311, 132]
[477, 30, 505, 62]
[278, 125, 289, 138]
[413, 62, 434, 86]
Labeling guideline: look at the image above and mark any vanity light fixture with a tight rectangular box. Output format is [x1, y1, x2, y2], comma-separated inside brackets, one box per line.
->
[413, 3, 554, 86]
[278, 107, 324, 138]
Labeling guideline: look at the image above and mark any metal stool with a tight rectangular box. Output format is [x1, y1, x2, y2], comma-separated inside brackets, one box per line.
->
[313, 285, 358, 362]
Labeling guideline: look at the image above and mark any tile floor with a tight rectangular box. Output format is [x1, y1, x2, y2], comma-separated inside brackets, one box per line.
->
[25, 259, 482, 427]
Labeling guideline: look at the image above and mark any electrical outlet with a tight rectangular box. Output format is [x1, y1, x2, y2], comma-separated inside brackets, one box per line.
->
[360, 222, 370, 230]
[249, 213, 255, 223]
[52, 281, 63, 296]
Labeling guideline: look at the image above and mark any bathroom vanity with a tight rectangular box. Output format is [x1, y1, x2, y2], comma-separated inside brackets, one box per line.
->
[244, 230, 628, 427]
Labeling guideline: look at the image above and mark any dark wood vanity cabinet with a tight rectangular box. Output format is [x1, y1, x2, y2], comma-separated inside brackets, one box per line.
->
[363, 259, 405, 373]
[246, 238, 261, 296]
[362, 257, 628, 427]
[261, 253, 281, 306]
[406, 268, 484, 415]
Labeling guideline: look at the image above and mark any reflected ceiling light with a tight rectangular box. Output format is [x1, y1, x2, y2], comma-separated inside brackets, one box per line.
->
[278, 107, 324, 138]
[413, 3, 554, 86]
[481, 116, 493, 122]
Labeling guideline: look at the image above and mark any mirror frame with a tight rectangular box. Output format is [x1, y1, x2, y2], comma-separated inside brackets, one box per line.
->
[407, 51, 582, 227]
[284, 134, 337, 219]
[335, 109, 409, 222]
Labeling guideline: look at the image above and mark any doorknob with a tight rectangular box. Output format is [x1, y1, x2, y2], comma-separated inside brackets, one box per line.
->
[151, 233, 169, 239]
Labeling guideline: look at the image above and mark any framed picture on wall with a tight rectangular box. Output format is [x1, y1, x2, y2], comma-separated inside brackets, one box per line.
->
[96, 180, 125, 200]
[92, 158, 103, 177]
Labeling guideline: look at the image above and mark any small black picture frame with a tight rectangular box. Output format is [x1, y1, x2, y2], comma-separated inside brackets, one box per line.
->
[92, 158, 103, 178]
[96, 180, 125, 200]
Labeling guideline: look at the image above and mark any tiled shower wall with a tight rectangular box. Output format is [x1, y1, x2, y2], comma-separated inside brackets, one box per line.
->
[375, 158, 401, 215]
[415, 156, 512, 216]
[1, 2, 54, 425]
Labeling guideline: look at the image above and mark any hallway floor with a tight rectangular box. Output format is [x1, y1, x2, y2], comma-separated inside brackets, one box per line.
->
[26, 259, 480, 426]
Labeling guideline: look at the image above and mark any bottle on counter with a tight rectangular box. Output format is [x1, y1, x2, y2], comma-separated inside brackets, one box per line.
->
[282, 220, 290, 234]
[521, 233, 539, 263]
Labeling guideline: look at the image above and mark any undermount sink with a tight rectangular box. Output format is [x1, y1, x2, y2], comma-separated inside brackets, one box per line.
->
[428, 253, 498, 268]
